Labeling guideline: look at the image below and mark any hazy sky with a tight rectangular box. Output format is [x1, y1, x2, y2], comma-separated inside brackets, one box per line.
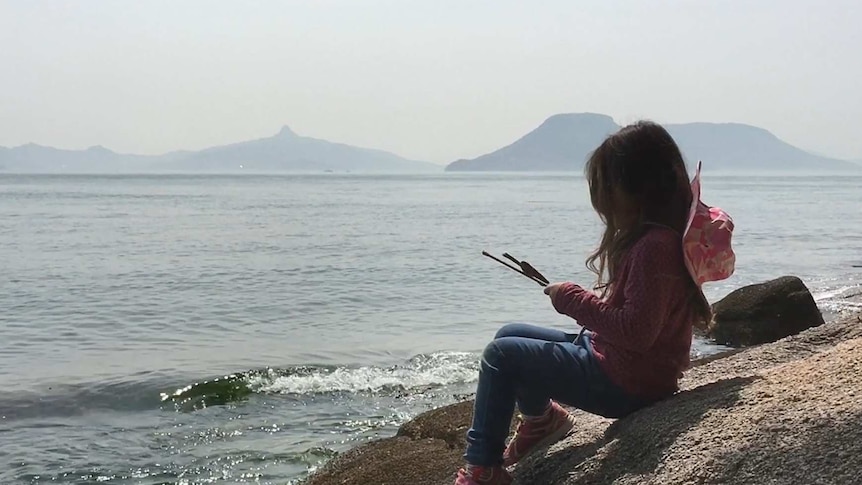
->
[1, 1, 860, 164]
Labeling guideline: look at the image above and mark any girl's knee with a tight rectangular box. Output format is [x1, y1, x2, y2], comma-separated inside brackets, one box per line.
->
[494, 322, 527, 339]
[481, 339, 508, 372]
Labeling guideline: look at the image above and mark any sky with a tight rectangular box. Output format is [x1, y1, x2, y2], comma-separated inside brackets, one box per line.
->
[1, 0, 861, 164]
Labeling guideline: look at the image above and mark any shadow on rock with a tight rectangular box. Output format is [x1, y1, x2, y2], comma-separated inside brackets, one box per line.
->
[707, 409, 862, 484]
[513, 376, 758, 484]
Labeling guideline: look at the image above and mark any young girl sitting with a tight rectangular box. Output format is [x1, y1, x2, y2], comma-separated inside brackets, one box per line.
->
[455, 120, 731, 484]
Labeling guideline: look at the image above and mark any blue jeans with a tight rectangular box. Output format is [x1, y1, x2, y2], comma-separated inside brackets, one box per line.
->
[464, 323, 649, 467]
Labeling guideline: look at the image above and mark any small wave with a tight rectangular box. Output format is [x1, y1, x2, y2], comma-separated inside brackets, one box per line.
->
[159, 371, 261, 411]
[1, 352, 479, 419]
[252, 351, 478, 395]
[0, 377, 169, 421]
[813, 284, 860, 301]
[161, 351, 479, 411]
[813, 283, 862, 316]
[819, 298, 862, 315]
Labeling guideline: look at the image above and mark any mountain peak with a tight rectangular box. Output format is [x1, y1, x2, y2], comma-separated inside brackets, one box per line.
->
[542, 112, 616, 125]
[277, 125, 297, 137]
[534, 113, 619, 137]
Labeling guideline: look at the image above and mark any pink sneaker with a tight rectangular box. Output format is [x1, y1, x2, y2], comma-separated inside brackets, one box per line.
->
[503, 401, 576, 466]
[454, 465, 513, 485]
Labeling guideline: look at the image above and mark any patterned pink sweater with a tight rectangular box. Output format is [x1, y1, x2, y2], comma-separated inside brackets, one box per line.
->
[551, 226, 695, 401]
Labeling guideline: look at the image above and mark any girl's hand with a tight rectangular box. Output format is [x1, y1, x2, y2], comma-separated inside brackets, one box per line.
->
[543, 282, 567, 301]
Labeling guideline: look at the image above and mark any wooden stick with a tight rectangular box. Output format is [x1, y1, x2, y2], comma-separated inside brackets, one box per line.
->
[482, 251, 547, 287]
[502, 252, 551, 285]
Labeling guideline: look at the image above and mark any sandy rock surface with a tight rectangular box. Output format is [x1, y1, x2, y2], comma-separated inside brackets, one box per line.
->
[513, 312, 862, 485]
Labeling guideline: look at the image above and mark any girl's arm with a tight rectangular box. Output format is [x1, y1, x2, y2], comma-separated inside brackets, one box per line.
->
[549, 237, 681, 350]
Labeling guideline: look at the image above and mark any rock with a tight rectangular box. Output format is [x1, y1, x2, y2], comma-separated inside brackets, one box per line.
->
[514, 313, 862, 485]
[305, 400, 518, 485]
[396, 399, 476, 447]
[708, 276, 825, 346]
[303, 436, 462, 485]
[303, 312, 862, 485]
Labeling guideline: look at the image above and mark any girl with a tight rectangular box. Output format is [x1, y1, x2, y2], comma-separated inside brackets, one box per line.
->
[455, 121, 722, 485]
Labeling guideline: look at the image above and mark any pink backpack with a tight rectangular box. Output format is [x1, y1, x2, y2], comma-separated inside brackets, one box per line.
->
[683, 161, 736, 287]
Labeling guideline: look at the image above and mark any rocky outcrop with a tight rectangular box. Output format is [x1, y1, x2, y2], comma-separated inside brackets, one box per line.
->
[303, 436, 463, 485]
[708, 276, 825, 346]
[304, 310, 862, 485]
[397, 398, 486, 446]
[514, 311, 862, 485]
[305, 400, 518, 485]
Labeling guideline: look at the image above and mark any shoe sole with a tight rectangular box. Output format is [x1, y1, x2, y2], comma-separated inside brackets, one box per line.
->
[503, 412, 577, 467]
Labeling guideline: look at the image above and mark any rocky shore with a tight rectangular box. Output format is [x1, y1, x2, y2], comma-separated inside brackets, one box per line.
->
[305, 280, 862, 485]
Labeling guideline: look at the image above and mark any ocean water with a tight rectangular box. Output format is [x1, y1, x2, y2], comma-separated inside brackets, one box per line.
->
[1, 172, 860, 484]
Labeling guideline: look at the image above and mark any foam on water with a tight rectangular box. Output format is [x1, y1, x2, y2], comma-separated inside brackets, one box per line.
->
[811, 278, 862, 316]
[250, 351, 479, 395]
[816, 292, 862, 315]
[153, 351, 481, 415]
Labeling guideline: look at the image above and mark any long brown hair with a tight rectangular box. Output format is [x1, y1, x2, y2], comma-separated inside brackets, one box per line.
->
[584, 121, 711, 329]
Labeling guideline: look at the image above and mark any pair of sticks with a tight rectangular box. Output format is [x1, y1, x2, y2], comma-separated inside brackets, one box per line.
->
[482, 250, 586, 343]
[481, 251, 549, 287]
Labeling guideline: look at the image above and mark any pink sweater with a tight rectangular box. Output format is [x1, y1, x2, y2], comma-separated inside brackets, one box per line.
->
[551, 226, 695, 401]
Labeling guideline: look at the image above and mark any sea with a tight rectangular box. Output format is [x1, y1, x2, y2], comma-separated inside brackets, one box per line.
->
[1, 172, 860, 484]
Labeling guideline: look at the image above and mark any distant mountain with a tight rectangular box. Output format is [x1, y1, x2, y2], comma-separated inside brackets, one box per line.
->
[446, 113, 859, 172]
[151, 126, 437, 172]
[0, 126, 438, 173]
[448, 113, 619, 171]
[0, 143, 158, 172]
[664, 123, 855, 171]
